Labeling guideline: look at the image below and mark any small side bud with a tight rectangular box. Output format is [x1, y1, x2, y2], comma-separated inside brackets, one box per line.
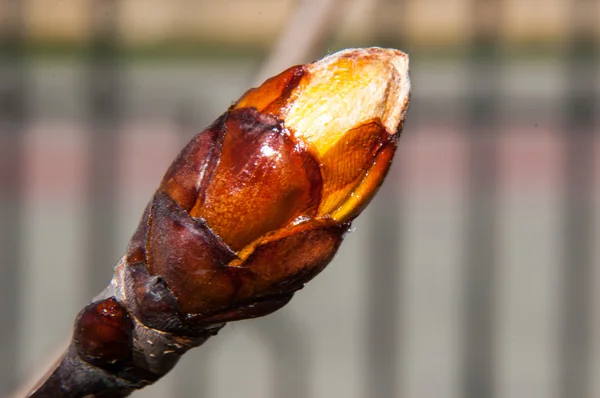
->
[74, 297, 133, 368]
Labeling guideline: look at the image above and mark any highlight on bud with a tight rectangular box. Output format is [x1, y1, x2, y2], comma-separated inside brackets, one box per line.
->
[132, 47, 411, 321]
[235, 47, 411, 221]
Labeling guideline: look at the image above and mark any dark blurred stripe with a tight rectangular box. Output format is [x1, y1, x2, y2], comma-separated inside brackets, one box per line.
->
[366, 181, 403, 398]
[365, 2, 406, 397]
[86, 0, 122, 294]
[462, 1, 502, 398]
[252, 316, 310, 398]
[0, 0, 26, 393]
[560, 2, 597, 397]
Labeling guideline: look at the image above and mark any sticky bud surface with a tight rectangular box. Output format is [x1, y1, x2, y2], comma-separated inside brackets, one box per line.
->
[127, 47, 411, 318]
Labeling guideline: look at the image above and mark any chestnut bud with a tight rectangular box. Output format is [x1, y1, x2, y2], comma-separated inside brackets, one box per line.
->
[28, 48, 411, 398]
[127, 47, 411, 323]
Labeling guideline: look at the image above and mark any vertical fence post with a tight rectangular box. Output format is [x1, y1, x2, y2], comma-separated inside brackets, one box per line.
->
[366, 181, 403, 398]
[86, 0, 122, 294]
[462, 1, 502, 398]
[365, 1, 407, 397]
[0, 0, 26, 393]
[560, 1, 597, 397]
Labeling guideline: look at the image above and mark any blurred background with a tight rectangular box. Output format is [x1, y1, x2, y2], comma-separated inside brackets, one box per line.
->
[0, 0, 599, 397]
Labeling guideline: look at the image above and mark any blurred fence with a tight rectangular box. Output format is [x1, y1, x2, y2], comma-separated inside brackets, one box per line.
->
[1, 0, 599, 398]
